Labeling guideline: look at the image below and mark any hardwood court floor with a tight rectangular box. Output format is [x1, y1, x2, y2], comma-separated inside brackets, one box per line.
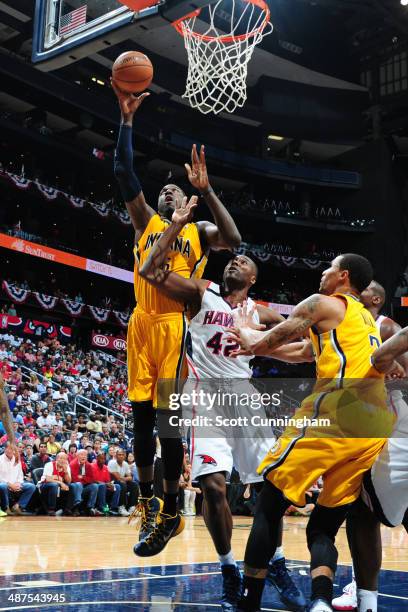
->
[0, 515, 406, 575]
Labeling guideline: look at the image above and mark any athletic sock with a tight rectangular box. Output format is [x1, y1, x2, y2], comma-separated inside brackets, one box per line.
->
[239, 576, 265, 610]
[357, 588, 378, 612]
[311, 575, 333, 603]
[271, 546, 284, 562]
[219, 551, 236, 566]
[139, 481, 154, 498]
[163, 492, 178, 516]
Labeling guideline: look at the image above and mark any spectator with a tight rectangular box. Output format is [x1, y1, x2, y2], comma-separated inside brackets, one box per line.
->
[67, 444, 78, 463]
[23, 408, 36, 427]
[63, 432, 79, 452]
[39, 452, 72, 516]
[46, 433, 61, 456]
[7, 304, 17, 317]
[108, 449, 138, 517]
[91, 451, 120, 516]
[85, 444, 96, 463]
[24, 445, 34, 473]
[30, 440, 51, 473]
[63, 414, 75, 433]
[36, 409, 50, 430]
[69, 449, 100, 516]
[127, 452, 139, 483]
[0, 444, 35, 516]
[77, 414, 87, 435]
[52, 386, 69, 403]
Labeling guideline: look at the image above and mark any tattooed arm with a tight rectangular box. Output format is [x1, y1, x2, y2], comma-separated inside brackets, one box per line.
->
[228, 294, 344, 356]
[372, 326, 408, 374]
[0, 373, 16, 447]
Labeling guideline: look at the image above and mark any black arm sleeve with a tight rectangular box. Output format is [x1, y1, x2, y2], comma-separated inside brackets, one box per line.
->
[113, 124, 142, 202]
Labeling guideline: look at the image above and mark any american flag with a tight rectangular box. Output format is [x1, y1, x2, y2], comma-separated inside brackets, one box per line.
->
[59, 4, 87, 36]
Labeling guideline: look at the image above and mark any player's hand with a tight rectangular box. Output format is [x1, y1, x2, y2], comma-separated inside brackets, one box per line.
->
[185, 144, 210, 192]
[172, 195, 198, 227]
[233, 301, 266, 332]
[111, 78, 150, 118]
[386, 360, 406, 379]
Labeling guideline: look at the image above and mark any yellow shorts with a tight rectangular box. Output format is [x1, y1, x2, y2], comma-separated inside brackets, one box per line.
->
[127, 309, 188, 407]
[258, 436, 385, 508]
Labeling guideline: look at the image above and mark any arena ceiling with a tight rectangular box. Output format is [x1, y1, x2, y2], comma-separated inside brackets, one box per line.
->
[1, 0, 408, 166]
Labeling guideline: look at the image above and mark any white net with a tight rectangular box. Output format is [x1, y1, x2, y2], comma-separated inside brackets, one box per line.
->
[173, 0, 272, 115]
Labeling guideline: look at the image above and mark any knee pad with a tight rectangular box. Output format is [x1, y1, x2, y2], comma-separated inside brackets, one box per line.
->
[308, 533, 338, 573]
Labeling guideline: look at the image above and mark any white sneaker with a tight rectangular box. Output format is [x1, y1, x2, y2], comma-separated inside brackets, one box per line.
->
[309, 599, 333, 612]
[128, 506, 136, 514]
[332, 580, 357, 611]
[118, 506, 130, 517]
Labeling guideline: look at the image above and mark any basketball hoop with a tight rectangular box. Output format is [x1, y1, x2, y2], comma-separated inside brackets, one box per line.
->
[172, 0, 272, 115]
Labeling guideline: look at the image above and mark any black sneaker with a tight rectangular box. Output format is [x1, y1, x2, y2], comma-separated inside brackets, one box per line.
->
[133, 512, 185, 557]
[221, 564, 242, 611]
[129, 496, 163, 541]
[266, 557, 306, 611]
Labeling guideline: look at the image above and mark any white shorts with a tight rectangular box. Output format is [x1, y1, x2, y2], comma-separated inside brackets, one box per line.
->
[361, 391, 408, 527]
[185, 378, 276, 484]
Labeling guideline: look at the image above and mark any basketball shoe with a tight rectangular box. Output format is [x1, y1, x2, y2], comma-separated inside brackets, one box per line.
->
[133, 511, 185, 556]
[266, 557, 306, 611]
[308, 599, 333, 612]
[129, 496, 163, 541]
[221, 564, 242, 611]
[332, 581, 357, 611]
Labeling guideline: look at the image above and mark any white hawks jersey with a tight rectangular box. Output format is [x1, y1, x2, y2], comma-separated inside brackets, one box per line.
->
[375, 314, 387, 332]
[187, 282, 259, 379]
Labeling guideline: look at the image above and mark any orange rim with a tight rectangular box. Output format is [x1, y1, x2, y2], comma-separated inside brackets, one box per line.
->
[172, 0, 270, 44]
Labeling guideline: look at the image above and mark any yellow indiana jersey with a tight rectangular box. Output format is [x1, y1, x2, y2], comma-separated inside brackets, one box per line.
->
[310, 293, 382, 380]
[134, 213, 207, 315]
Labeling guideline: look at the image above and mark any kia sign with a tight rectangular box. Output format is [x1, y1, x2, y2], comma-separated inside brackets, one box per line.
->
[91, 333, 127, 351]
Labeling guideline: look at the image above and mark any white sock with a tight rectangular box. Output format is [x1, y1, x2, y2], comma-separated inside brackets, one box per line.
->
[357, 588, 378, 612]
[272, 546, 284, 562]
[219, 551, 236, 566]
[351, 561, 355, 581]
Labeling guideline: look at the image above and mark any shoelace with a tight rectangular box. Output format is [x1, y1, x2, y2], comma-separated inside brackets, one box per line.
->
[128, 500, 146, 527]
[343, 583, 355, 596]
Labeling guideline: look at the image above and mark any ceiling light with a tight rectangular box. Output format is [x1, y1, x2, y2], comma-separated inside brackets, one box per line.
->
[402, 0, 408, 5]
[268, 134, 284, 141]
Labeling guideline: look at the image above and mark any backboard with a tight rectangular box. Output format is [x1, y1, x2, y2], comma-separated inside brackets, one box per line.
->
[32, 0, 159, 69]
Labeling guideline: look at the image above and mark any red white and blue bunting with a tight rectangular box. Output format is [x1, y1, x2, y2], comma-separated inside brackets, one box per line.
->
[35, 181, 59, 200]
[235, 243, 327, 270]
[2, 281, 29, 304]
[113, 310, 131, 327]
[61, 299, 85, 317]
[0, 169, 130, 225]
[33, 293, 58, 310]
[7, 173, 32, 190]
[88, 305, 110, 323]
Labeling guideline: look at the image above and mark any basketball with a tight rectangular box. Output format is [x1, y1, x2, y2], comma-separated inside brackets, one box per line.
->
[112, 51, 153, 93]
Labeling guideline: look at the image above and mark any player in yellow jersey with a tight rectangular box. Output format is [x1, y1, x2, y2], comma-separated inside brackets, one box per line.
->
[227, 254, 399, 612]
[112, 82, 241, 556]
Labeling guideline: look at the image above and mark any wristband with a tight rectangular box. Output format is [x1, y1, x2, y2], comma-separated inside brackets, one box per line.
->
[200, 187, 214, 197]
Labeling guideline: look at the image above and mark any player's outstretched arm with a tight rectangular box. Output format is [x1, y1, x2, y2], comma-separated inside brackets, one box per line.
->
[380, 319, 408, 376]
[267, 340, 315, 363]
[112, 80, 155, 236]
[228, 294, 340, 356]
[186, 144, 241, 250]
[0, 373, 17, 454]
[372, 326, 408, 374]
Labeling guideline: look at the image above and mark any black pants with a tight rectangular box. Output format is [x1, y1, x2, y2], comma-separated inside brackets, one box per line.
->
[118, 481, 139, 508]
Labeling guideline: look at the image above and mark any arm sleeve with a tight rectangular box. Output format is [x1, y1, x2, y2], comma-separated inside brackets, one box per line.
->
[113, 125, 142, 202]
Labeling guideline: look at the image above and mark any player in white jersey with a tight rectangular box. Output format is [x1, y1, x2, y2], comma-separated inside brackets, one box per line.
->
[139, 196, 307, 611]
[333, 281, 408, 612]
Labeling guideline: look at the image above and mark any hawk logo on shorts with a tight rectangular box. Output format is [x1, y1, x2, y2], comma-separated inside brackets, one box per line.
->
[198, 454, 217, 465]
